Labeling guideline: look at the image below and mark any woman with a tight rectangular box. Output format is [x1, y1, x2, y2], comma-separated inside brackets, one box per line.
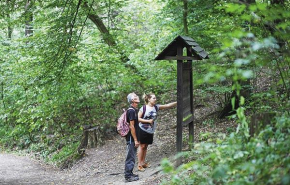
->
[137, 93, 177, 171]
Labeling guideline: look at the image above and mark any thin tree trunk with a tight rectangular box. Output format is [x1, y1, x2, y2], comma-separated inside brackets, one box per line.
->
[25, 0, 33, 37]
[1, 82, 7, 124]
[82, 2, 140, 74]
[183, 0, 188, 35]
[6, 0, 14, 39]
[83, 2, 116, 47]
[8, 25, 13, 39]
[7, 13, 13, 39]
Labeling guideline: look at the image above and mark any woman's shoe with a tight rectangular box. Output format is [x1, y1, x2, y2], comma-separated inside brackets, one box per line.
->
[138, 165, 145, 172]
[142, 162, 151, 168]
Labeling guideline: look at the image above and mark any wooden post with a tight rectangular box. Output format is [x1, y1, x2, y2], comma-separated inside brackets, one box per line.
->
[77, 125, 99, 155]
[77, 127, 89, 155]
[188, 60, 194, 149]
[250, 113, 275, 137]
[177, 60, 183, 153]
[176, 46, 183, 166]
[87, 126, 98, 148]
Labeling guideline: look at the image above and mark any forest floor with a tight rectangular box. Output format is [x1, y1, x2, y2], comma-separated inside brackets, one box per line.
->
[0, 101, 236, 185]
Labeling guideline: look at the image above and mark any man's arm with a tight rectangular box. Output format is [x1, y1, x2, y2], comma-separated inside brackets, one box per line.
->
[129, 120, 139, 147]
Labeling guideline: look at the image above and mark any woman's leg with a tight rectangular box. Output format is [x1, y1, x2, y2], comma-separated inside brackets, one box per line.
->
[137, 145, 142, 167]
[141, 144, 148, 165]
[138, 144, 147, 167]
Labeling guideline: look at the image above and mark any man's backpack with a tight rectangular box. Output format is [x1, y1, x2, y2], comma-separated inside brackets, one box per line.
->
[117, 108, 134, 137]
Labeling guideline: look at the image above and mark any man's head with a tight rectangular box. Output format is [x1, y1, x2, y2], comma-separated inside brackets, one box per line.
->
[127, 92, 140, 105]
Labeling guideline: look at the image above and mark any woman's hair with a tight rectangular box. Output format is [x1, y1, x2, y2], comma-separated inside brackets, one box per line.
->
[143, 93, 155, 104]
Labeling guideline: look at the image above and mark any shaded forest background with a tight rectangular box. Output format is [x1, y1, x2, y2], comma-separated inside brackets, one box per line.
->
[0, 0, 289, 184]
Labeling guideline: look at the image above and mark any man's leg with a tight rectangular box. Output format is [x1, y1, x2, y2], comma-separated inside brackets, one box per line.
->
[124, 141, 137, 178]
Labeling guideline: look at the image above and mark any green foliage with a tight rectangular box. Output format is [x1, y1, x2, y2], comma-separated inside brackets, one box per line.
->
[0, 2, 289, 183]
[161, 113, 290, 185]
[204, 85, 232, 108]
[51, 142, 80, 167]
[0, 0, 177, 165]
[159, 1, 290, 184]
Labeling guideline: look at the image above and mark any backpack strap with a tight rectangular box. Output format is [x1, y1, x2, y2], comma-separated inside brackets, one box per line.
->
[127, 107, 136, 120]
[154, 105, 158, 112]
[141, 105, 146, 118]
[141, 105, 158, 119]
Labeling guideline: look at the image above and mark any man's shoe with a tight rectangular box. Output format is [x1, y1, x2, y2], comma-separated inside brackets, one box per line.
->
[125, 176, 139, 182]
[131, 173, 139, 178]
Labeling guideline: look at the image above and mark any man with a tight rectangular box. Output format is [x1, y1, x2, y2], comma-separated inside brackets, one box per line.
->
[124, 92, 140, 182]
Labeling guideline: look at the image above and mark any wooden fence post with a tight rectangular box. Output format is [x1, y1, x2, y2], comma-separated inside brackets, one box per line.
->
[77, 125, 99, 155]
[250, 113, 276, 137]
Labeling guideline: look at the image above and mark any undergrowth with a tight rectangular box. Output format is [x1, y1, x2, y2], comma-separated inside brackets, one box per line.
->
[160, 113, 290, 185]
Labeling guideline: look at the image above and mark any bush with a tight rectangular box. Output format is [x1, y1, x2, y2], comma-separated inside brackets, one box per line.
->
[161, 113, 290, 185]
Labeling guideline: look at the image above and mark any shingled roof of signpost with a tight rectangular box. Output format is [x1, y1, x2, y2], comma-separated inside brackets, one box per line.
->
[155, 35, 209, 60]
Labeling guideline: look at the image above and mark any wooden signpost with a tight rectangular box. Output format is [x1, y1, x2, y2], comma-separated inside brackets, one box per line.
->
[155, 36, 208, 164]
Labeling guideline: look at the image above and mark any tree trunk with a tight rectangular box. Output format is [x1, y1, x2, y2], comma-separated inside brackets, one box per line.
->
[25, 0, 33, 37]
[83, 2, 115, 47]
[7, 13, 12, 39]
[183, 0, 188, 35]
[5, 0, 14, 39]
[8, 24, 13, 39]
[82, 2, 140, 74]
[1, 82, 7, 124]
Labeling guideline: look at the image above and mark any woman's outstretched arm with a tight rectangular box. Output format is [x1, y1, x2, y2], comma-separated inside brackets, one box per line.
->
[159, 102, 177, 110]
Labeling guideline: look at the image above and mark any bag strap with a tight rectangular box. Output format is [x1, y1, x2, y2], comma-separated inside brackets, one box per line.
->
[126, 107, 136, 120]
[141, 105, 146, 118]
[141, 105, 159, 119]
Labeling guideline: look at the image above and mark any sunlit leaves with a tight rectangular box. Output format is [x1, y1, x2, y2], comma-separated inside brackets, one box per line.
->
[225, 3, 246, 14]
[256, 3, 267, 11]
[234, 59, 250, 67]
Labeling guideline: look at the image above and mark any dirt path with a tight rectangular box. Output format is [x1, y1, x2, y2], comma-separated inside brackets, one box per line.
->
[0, 134, 173, 185]
[63, 136, 172, 185]
[0, 109, 179, 185]
[0, 105, 235, 185]
[0, 152, 69, 185]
